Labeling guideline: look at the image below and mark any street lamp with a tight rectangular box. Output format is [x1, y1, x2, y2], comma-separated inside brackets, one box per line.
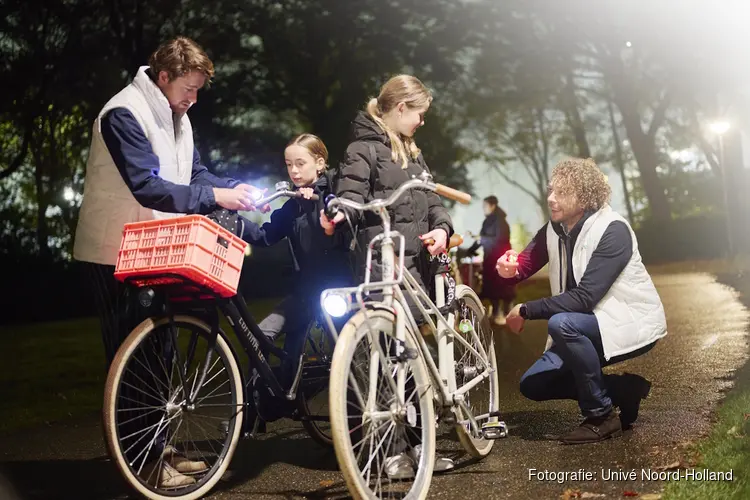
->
[709, 121, 734, 257]
[709, 121, 730, 135]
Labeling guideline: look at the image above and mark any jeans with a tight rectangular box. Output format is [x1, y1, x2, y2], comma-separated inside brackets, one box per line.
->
[519, 312, 655, 418]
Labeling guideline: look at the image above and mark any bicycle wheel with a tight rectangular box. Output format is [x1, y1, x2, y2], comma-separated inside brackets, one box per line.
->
[103, 315, 244, 500]
[329, 309, 435, 500]
[452, 285, 500, 457]
[298, 317, 334, 447]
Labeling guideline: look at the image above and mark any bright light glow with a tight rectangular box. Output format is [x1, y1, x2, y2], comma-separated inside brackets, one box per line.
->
[251, 189, 263, 201]
[669, 149, 695, 162]
[625, 41, 632, 48]
[709, 121, 730, 135]
[63, 187, 75, 201]
[323, 293, 349, 318]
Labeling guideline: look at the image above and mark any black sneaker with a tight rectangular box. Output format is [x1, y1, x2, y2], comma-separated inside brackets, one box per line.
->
[558, 409, 622, 445]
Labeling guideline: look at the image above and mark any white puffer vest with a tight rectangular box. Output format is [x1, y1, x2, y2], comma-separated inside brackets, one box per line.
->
[74, 66, 194, 265]
[545, 205, 667, 360]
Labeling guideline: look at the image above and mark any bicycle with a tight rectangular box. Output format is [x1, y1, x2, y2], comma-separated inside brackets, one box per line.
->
[103, 182, 336, 499]
[319, 172, 507, 500]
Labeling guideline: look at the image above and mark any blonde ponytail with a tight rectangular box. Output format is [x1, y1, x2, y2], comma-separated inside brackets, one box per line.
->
[365, 75, 431, 169]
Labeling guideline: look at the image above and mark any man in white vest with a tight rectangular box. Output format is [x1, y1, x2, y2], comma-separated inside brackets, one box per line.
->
[496, 158, 667, 445]
[74, 37, 264, 487]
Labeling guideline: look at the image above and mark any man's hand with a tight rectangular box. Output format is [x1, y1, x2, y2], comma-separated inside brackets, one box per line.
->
[320, 209, 345, 236]
[420, 228, 448, 256]
[505, 303, 525, 334]
[298, 187, 315, 200]
[213, 187, 254, 211]
[236, 183, 271, 213]
[496, 249, 519, 278]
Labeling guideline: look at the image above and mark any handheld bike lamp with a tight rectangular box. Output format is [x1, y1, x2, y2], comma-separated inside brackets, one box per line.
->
[322, 292, 350, 318]
[250, 189, 264, 202]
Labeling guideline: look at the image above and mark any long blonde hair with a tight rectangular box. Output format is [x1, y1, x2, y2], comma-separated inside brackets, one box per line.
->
[366, 75, 432, 169]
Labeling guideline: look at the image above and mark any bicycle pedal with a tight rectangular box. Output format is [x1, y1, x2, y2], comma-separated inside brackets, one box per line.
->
[481, 421, 508, 440]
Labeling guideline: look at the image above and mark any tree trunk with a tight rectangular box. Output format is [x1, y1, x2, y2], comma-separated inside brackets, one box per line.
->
[561, 73, 591, 158]
[607, 101, 635, 224]
[601, 52, 671, 224]
[610, 89, 671, 224]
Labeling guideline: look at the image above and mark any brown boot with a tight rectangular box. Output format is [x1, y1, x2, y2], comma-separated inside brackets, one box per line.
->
[558, 409, 622, 445]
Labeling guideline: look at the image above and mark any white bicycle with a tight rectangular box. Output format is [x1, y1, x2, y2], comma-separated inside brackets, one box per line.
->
[320, 173, 506, 499]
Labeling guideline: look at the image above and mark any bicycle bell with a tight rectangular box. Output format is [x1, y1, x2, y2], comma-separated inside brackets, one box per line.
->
[275, 181, 291, 192]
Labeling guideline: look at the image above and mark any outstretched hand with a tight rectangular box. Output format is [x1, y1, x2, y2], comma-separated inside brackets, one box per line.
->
[496, 250, 519, 278]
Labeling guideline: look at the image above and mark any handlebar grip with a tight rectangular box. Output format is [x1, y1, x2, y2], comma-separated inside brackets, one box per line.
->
[434, 184, 471, 204]
[323, 194, 338, 219]
[307, 193, 320, 201]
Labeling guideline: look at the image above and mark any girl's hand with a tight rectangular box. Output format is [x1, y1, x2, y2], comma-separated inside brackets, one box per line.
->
[320, 209, 345, 236]
[298, 187, 315, 200]
[419, 228, 448, 256]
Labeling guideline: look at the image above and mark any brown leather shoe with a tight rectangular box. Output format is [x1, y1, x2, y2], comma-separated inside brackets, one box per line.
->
[558, 409, 622, 445]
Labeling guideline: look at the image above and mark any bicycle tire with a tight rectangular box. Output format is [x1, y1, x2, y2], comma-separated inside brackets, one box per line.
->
[103, 315, 244, 500]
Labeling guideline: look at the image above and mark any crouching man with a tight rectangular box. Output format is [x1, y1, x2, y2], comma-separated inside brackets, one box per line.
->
[496, 158, 667, 444]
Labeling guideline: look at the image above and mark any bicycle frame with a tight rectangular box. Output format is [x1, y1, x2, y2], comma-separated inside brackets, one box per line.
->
[124, 274, 307, 407]
[320, 177, 495, 435]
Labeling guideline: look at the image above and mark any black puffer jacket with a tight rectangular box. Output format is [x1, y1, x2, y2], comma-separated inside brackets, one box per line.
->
[241, 174, 352, 300]
[334, 111, 453, 289]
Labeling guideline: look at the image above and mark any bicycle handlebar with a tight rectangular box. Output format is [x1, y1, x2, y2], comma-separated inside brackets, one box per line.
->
[251, 182, 320, 207]
[434, 183, 472, 204]
[325, 175, 471, 216]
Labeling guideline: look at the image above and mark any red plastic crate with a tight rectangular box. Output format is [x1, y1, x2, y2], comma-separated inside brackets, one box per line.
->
[114, 215, 248, 297]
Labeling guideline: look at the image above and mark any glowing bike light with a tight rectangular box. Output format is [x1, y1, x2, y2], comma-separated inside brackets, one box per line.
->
[323, 292, 349, 318]
[250, 189, 263, 202]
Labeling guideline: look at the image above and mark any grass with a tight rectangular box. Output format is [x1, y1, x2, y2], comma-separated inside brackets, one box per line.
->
[662, 270, 750, 500]
[661, 358, 750, 499]
[0, 298, 277, 434]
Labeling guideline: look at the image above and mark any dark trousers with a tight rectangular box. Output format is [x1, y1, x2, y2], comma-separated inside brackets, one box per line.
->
[82, 262, 171, 463]
[519, 312, 656, 418]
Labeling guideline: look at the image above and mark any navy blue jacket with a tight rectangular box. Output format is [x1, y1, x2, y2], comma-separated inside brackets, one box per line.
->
[241, 174, 353, 299]
[101, 108, 238, 214]
[510, 212, 633, 320]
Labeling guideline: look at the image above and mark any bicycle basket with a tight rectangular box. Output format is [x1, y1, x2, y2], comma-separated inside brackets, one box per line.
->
[114, 215, 248, 297]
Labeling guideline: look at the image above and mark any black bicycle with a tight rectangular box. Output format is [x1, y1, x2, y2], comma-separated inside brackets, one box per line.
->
[102, 183, 335, 499]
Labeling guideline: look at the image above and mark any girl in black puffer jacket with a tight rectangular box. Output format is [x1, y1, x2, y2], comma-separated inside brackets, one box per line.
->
[321, 74, 456, 477]
[323, 75, 453, 295]
[241, 134, 352, 384]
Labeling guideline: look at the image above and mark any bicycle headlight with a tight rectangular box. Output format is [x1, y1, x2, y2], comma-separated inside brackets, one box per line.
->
[322, 292, 350, 318]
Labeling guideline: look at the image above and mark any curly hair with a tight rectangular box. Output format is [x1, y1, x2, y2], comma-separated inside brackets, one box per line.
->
[549, 158, 611, 211]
